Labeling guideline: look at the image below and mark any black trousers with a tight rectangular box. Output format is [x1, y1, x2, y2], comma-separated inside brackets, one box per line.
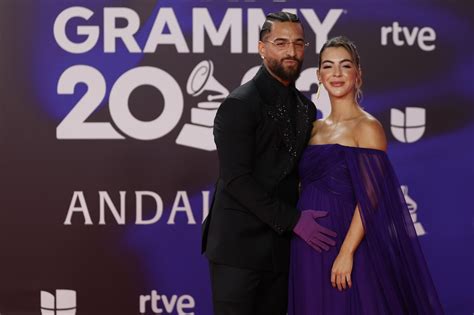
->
[209, 262, 288, 315]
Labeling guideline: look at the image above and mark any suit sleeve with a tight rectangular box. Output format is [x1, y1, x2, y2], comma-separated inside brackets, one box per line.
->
[214, 97, 300, 235]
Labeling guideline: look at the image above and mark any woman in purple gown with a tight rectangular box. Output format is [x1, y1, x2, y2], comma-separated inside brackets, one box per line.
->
[288, 36, 444, 314]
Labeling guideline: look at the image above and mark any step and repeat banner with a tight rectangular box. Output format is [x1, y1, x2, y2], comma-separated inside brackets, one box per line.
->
[0, 0, 473, 314]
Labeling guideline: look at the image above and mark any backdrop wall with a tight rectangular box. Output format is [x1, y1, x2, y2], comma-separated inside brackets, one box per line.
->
[0, 0, 472, 314]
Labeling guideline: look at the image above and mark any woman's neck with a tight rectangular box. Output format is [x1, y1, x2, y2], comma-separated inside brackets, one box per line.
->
[327, 96, 361, 122]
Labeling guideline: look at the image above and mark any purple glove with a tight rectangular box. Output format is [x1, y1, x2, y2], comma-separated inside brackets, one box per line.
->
[293, 210, 337, 252]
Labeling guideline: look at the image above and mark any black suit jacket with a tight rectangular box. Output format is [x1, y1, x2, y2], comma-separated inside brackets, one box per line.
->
[202, 66, 316, 272]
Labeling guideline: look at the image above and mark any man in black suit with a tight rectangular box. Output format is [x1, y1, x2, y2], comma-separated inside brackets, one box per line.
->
[202, 12, 336, 315]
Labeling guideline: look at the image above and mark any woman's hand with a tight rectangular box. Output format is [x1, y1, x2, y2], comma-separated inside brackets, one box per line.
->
[331, 251, 354, 291]
[330, 205, 364, 291]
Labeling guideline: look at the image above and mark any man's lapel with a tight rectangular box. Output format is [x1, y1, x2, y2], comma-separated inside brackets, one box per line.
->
[293, 90, 312, 157]
[253, 66, 296, 158]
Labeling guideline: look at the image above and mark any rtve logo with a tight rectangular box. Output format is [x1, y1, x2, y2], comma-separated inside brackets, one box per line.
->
[139, 290, 195, 314]
[381, 22, 436, 51]
[390, 107, 426, 143]
[40, 290, 77, 315]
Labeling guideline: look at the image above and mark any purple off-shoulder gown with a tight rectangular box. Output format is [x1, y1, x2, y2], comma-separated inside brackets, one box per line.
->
[288, 144, 443, 315]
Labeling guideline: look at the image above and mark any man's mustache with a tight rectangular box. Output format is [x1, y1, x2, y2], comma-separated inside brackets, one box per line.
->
[281, 57, 301, 63]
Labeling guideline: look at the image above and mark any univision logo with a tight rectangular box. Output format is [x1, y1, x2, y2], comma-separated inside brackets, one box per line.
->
[390, 107, 426, 143]
[40, 290, 77, 315]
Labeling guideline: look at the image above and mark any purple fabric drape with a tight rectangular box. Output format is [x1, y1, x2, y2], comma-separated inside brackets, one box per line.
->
[288, 144, 443, 315]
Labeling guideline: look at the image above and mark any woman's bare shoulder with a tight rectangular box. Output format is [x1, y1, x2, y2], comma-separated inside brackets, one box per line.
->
[313, 118, 325, 127]
[354, 112, 387, 151]
[311, 118, 324, 131]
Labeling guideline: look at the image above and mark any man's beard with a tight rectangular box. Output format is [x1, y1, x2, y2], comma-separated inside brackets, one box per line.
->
[267, 57, 303, 83]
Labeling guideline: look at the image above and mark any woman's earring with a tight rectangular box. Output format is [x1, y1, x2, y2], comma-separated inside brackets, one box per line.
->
[315, 82, 322, 100]
[261, 55, 265, 60]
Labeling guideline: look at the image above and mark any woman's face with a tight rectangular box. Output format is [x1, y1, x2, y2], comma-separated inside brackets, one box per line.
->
[317, 47, 360, 100]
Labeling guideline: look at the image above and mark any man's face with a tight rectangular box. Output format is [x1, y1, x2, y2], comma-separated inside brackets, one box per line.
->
[258, 21, 305, 85]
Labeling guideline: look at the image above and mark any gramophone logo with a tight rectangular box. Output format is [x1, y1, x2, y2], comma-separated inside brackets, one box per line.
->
[390, 107, 426, 143]
[176, 60, 229, 151]
[401, 185, 426, 236]
[40, 290, 77, 315]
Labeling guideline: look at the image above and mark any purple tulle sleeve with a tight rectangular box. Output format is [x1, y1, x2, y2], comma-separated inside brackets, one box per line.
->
[344, 148, 444, 314]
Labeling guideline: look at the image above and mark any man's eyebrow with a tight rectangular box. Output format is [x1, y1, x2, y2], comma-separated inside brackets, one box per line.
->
[272, 37, 305, 41]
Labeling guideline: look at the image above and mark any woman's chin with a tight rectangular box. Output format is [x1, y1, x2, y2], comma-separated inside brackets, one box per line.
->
[328, 90, 352, 99]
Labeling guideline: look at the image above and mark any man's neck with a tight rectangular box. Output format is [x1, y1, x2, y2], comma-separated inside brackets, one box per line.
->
[263, 64, 291, 87]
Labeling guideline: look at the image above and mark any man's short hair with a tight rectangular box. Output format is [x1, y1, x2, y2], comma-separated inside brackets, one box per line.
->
[259, 12, 302, 41]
